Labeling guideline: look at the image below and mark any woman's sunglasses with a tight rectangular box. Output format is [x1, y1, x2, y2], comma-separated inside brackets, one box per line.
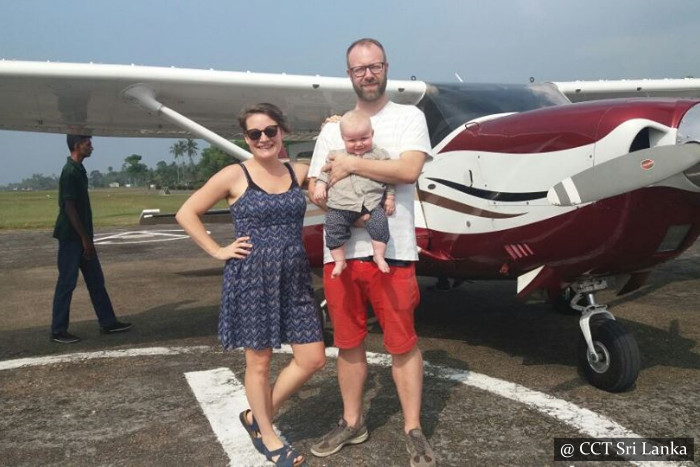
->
[245, 125, 279, 140]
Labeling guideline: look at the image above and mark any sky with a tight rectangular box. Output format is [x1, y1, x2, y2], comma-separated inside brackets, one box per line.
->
[1, 0, 699, 185]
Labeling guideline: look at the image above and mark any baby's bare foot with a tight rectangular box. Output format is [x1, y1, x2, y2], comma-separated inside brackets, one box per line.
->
[331, 261, 347, 278]
[374, 257, 390, 273]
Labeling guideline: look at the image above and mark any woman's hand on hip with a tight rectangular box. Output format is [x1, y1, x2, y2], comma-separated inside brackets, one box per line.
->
[215, 236, 252, 260]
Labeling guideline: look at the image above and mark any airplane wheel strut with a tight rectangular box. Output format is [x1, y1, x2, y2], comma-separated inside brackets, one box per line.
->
[551, 287, 585, 315]
[577, 317, 640, 392]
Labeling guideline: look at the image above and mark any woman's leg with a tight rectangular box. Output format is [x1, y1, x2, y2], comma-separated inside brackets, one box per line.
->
[244, 348, 281, 447]
[245, 343, 324, 464]
[270, 341, 326, 414]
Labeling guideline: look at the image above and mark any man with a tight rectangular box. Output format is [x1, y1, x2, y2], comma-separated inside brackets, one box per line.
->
[308, 39, 435, 467]
[51, 135, 132, 343]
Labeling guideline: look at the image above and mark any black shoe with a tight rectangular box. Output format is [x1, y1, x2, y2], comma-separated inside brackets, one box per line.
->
[100, 320, 132, 334]
[51, 331, 81, 344]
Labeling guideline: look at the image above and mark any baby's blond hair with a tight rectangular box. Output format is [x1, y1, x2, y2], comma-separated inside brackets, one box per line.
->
[339, 110, 372, 135]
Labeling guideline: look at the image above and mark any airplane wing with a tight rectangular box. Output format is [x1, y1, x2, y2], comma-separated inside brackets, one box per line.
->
[0, 60, 426, 158]
[552, 78, 700, 102]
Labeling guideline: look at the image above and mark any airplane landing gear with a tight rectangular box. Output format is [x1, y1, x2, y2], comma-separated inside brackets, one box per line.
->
[567, 279, 641, 392]
[578, 317, 640, 392]
[550, 287, 586, 314]
[428, 276, 466, 292]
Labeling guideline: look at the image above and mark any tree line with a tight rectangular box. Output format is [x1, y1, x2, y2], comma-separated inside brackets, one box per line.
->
[2, 139, 241, 191]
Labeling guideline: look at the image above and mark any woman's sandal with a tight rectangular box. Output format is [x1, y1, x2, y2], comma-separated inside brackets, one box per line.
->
[238, 409, 264, 454]
[263, 443, 306, 467]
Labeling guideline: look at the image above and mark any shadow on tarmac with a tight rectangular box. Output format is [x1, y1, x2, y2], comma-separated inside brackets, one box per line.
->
[412, 279, 700, 374]
[0, 301, 219, 361]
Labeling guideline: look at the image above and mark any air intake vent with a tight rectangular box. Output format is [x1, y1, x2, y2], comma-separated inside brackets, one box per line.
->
[656, 224, 691, 253]
[504, 243, 534, 260]
[629, 128, 651, 152]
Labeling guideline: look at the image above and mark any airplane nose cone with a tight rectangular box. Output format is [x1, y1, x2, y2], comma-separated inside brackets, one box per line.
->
[677, 103, 700, 145]
[677, 103, 700, 188]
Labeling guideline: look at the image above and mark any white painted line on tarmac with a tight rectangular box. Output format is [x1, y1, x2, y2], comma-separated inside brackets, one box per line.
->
[0, 345, 683, 466]
[429, 361, 632, 438]
[185, 367, 270, 466]
[94, 229, 192, 245]
[356, 349, 678, 467]
[0, 346, 211, 371]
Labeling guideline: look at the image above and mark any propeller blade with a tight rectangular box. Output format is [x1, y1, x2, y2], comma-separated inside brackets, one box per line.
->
[548, 143, 700, 206]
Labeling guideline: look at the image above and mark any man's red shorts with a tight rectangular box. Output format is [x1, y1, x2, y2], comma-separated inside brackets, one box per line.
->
[323, 259, 420, 354]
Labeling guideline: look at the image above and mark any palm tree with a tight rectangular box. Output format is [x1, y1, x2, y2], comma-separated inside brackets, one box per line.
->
[183, 139, 198, 187]
[183, 139, 199, 167]
[169, 140, 186, 185]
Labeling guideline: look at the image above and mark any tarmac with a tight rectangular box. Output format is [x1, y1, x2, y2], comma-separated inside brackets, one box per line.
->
[0, 225, 698, 466]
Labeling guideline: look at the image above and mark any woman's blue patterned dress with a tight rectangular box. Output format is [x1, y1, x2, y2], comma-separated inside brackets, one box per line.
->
[219, 162, 322, 350]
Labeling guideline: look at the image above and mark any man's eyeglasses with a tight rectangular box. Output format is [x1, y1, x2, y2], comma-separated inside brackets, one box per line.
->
[245, 125, 279, 140]
[348, 62, 385, 78]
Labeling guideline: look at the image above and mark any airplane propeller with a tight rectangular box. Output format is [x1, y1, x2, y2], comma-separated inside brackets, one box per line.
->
[547, 142, 700, 206]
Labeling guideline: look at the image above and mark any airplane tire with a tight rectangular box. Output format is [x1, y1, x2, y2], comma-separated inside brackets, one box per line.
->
[578, 317, 640, 392]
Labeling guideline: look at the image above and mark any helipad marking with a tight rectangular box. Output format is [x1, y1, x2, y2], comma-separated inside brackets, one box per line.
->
[0, 346, 682, 466]
[0, 346, 210, 371]
[94, 229, 195, 245]
[185, 368, 274, 466]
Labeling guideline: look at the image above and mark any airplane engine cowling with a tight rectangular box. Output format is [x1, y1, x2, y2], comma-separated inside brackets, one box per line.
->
[684, 162, 700, 188]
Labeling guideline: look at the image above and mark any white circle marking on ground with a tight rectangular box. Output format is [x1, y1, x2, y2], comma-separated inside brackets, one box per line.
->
[94, 229, 197, 245]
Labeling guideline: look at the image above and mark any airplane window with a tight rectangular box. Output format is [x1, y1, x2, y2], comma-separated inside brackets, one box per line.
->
[418, 82, 570, 146]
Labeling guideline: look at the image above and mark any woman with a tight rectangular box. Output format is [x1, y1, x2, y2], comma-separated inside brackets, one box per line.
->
[176, 103, 325, 467]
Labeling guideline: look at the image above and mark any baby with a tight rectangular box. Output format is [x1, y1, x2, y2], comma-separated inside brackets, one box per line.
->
[312, 110, 395, 277]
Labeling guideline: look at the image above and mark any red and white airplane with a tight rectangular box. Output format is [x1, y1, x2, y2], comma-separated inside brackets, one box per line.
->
[1, 61, 699, 392]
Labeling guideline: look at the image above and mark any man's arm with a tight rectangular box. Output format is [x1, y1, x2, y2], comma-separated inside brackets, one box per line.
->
[326, 109, 431, 186]
[325, 150, 426, 186]
[64, 200, 94, 259]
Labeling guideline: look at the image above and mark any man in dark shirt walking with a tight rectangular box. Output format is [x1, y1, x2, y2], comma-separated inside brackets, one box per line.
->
[51, 135, 131, 343]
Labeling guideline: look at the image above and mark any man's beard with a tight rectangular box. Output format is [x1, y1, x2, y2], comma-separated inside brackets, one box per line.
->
[352, 75, 388, 102]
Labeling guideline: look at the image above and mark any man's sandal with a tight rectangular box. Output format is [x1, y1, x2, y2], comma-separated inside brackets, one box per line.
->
[239, 409, 264, 454]
[263, 443, 305, 467]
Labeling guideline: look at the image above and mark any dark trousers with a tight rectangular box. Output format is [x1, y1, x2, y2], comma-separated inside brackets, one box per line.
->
[325, 206, 390, 250]
[51, 240, 116, 334]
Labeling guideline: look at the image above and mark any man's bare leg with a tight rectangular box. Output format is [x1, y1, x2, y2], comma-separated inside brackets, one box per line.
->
[338, 343, 368, 427]
[391, 345, 424, 433]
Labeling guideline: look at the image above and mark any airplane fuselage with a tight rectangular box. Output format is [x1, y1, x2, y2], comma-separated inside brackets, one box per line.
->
[305, 93, 700, 299]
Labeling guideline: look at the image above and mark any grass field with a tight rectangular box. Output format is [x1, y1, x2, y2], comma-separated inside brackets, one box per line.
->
[0, 188, 225, 230]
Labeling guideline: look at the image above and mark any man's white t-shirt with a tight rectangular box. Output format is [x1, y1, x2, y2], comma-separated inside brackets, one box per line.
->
[309, 101, 432, 263]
